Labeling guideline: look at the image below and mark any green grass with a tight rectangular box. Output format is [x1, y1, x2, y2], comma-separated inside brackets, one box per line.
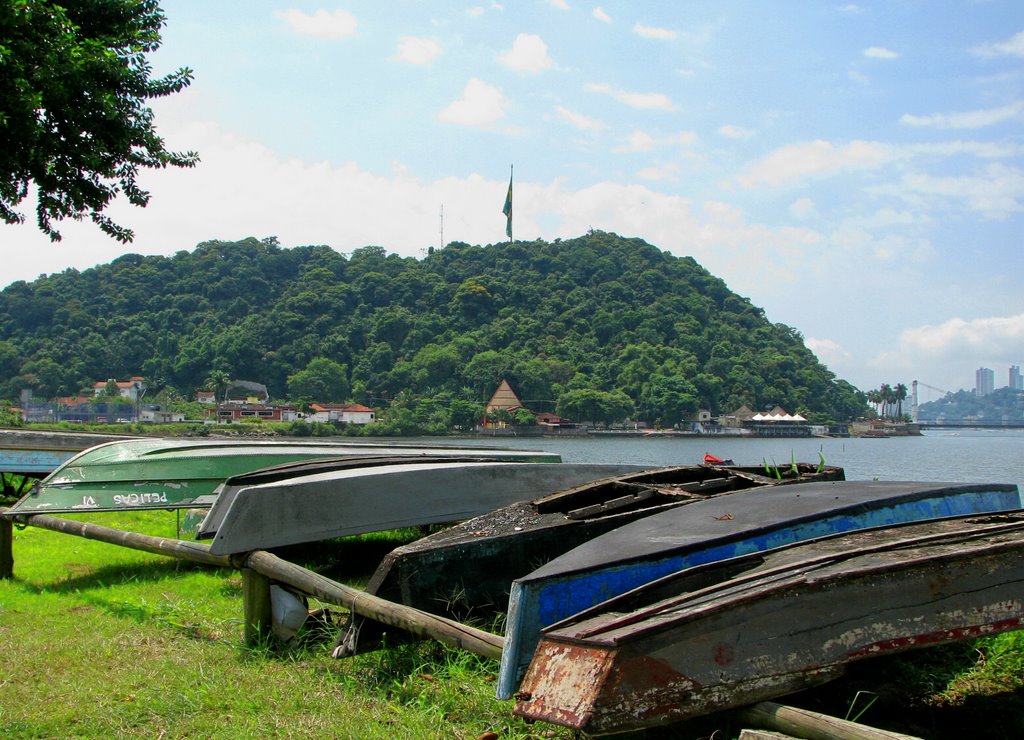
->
[0, 512, 567, 739]
[2, 511, 1023, 739]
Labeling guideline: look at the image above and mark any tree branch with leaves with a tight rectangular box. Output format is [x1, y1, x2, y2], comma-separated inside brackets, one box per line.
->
[0, 0, 197, 242]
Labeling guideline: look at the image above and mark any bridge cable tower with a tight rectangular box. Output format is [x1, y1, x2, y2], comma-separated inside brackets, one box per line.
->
[911, 380, 951, 423]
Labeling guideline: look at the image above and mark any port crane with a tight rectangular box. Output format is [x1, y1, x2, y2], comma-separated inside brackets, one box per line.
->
[910, 380, 950, 423]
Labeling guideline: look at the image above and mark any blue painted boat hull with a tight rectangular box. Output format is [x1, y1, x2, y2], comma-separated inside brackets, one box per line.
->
[497, 480, 1022, 698]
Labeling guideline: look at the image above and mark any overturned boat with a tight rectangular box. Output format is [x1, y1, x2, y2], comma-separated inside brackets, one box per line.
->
[3, 437, 561, 515]
[515, 511, 1024, 735]
[338, 462, 844, 656]
[198, 460, 647, 555]
[498, 480, 1023, 697]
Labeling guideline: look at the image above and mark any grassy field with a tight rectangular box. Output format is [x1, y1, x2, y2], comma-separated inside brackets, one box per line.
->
[2, 509, 1023, 739]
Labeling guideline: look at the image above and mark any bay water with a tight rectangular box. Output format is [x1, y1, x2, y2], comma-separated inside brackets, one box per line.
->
[420, 429, 1024, 493]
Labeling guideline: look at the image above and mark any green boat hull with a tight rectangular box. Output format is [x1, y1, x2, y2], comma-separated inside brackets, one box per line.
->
[3, 438, 561, 515]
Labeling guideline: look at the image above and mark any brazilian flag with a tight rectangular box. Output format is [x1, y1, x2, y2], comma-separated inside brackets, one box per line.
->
[502, 169, 512, 239]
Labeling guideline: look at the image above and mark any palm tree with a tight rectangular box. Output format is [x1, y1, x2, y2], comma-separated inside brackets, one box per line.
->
[866, 389, 881, 417]
[879, 384, 894, 419]
[204, 370, 231, 404]
[894, 383, 908, 419]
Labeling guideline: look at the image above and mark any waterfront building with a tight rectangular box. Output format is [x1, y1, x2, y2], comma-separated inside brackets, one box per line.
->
[1011, 365, 1023, 391]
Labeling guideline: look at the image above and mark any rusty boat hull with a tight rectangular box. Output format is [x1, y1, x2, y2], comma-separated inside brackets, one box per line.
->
[515, 511, 1024, 735]
[498, 480, 1023, 698]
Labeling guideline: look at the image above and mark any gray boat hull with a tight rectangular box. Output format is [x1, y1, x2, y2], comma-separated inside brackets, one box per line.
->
[204, 461, 646, 555]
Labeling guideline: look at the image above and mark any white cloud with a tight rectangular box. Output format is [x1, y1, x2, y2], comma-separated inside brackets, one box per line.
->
[863, 46, 899, 59]
[615, 130, 656, 153]
[848, 69, 870, 86]
[585, 83, 675, 110]
[466, 6, 485, 18]
[899, 101, 1024, 129]
[738, 140, 893, 188]
[910, 140, 1024, 159]
[869, 234, 934, 263]
[973, 30, 1024, 58]
[554, 105, 605, 131]
[548, 0, 571, 10]
[438, 78, 509, 127]
[592, 7, 612, 23]
[789, 197, 817, 219]
[674, 131, 699, 147]
[395, 36, 442, 65]
[805, 337, 852, 366]
[633, 23, 677, 40]
[274, 8, 357, 39]
[838, 4, 864, 14]
[894, 163, 1024, 219]
[499, 33, 553, 73]
[636, 163, 680, 181]
[718, 124, 756, 139]
[885, 315, 1024, 362]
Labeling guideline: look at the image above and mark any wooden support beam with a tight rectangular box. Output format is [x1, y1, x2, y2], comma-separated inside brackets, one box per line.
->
[737, 701, 923, 740]
[0, 514, 13, 579]
[0, 509, 233, 568]
[241, 568, 273, 646]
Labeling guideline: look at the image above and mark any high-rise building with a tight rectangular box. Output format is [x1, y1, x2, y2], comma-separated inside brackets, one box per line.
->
[1011, 365, 1023, 391]
[976, 367, 995, 396]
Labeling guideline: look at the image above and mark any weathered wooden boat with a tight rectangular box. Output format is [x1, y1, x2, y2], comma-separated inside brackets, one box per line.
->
[337, 462, 844, 656]
[515, 511, 1024, 735]
[199, 460, 648, 555]
[2, 437, 561, 515]
[498, 480, 1023, 698]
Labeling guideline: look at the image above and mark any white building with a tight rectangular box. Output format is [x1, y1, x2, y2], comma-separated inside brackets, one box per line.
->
[307, 403, 376, 424]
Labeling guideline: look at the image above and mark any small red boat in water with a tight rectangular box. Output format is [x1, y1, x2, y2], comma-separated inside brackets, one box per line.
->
[703, 453, 734, 465]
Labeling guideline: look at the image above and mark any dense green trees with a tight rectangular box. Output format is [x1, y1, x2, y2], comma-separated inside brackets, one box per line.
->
[0, 0, 196, 241]
[0, 232, 867, 425]
[287, 358, 350, 404]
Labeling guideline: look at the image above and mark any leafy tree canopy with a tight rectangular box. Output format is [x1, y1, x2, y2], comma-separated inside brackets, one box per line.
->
[287, 357, 350, 404]
[0, 0, 197, 242]
[0, 232, 868, 425]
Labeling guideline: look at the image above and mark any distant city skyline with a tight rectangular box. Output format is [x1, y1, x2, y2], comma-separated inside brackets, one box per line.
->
[972, 364, 1024, 396]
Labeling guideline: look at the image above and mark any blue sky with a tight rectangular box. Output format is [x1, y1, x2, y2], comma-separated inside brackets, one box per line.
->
[3, 1, 1023, 397]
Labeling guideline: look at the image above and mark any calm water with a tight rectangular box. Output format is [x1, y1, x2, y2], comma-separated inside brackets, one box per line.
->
[418, 429, 1024, 493]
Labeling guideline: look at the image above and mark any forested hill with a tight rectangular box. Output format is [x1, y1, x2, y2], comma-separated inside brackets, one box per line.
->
[0, 232, 866, 424]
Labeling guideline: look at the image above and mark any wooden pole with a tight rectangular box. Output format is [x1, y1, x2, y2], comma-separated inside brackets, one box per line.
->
[2, 509, 232, 568]
[241, 568, 273, 645]
[0, 513, 13, 579]
[737, 701, 923, 740]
